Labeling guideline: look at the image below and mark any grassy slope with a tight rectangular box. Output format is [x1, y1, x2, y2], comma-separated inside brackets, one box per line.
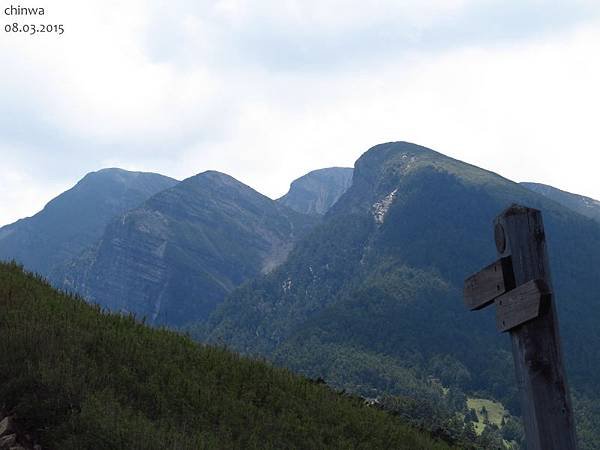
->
[0, 262, 453, 450]
[467, 398, 507, 434]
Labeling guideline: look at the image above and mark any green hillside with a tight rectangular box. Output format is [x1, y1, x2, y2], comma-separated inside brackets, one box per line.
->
[0, 261, 455, 450]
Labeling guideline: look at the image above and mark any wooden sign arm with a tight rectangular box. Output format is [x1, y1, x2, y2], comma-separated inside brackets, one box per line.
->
[463, 204, 577, 450]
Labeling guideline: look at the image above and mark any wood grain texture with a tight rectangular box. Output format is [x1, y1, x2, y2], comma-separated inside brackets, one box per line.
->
[495, 279, 547, 332]
[495, 204, 577, 450]
[464, 257, 513, 310]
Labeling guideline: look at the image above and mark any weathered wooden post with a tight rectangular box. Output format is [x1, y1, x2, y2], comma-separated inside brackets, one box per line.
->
[464, 204, 577, 450]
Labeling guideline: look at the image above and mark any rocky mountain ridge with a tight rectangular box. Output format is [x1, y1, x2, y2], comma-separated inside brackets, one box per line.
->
[55, 170, 317, 326]
[521, 182, 600, 223]
[277, 167, 353, 215]
[0, 168, 177, 277]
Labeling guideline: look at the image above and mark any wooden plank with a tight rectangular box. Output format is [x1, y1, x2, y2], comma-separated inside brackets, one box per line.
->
[464, 257, 513, 310]
[495, 204, 577, 450]
[495, 279, 547, 332]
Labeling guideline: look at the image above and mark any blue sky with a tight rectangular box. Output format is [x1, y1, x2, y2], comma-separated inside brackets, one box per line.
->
[1, 0, 600, 225]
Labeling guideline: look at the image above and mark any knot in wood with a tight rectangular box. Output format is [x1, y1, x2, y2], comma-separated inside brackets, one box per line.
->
[494, 223, 506, 253]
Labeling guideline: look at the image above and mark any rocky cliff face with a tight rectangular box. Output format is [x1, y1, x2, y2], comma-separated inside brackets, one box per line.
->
[278, 167, 353, 215]
[57, 171, 316, 326]
[0, 169, 178, 277]
[521, 182, 600, 223]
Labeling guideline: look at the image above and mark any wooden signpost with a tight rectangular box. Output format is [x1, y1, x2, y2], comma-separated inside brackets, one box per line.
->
[464, 204, 577, 450]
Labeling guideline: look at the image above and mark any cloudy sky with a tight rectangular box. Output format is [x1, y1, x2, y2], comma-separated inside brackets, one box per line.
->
[1, 0, 599, 226]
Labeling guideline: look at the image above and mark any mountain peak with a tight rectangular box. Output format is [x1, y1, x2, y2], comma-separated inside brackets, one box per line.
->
[357, 141, 441, 168]
[366, 140, 439, 155]
[354, 142, 440, 182]
[173, 170, 276, 209]
[195, 169, 232, 179]
[278, 167, 353, 215]
[95, 167, 133, 174]
[0, 169, 178, 275]
[350, 141, 522, 207]
[78, 167, 178, 187]
[187, 170, 246, 188]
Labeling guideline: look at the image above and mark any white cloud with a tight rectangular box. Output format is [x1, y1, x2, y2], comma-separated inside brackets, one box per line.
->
[1, 0, 600, 225]
[0, 146, 73, 224]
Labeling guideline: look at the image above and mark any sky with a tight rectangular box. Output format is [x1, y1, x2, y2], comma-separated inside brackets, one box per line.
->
[1, 0, 600, 226]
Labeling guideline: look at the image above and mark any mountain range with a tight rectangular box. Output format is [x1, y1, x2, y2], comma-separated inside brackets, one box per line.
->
[204, 143, 600, 407]
[1, 141, 600, 449]
[55, 171, 316, 326]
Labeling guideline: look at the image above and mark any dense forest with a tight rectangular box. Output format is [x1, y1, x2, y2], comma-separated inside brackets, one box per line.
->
[0, 261, 461, 449]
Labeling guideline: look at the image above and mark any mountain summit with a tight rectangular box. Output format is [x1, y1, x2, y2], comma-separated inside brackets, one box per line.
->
[0, 168, 177, 276]
[278, 167, 353, 215]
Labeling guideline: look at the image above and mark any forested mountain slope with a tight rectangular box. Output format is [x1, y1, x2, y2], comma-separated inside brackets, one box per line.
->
[205, 142, 600, 448]
[0, 261, 455, 450]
